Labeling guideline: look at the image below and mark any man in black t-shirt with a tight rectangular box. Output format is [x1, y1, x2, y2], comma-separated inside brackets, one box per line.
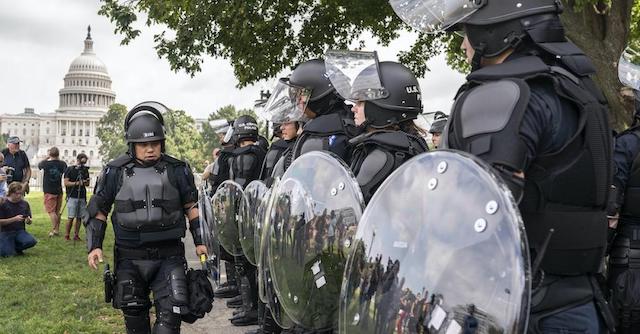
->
[63, 153, 89, 241]
[38, 147, 67, 237]
[1, 136, 31, 193]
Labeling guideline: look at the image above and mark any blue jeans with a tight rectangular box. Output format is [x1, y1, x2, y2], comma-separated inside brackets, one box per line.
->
[0, 230, 37, 257]
[540, 301, 601, 334]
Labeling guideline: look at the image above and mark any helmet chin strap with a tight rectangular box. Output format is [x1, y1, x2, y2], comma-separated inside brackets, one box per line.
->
[471, 43, 487, 72]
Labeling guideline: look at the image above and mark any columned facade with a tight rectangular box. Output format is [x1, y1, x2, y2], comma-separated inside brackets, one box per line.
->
[0, 26, 115, 167]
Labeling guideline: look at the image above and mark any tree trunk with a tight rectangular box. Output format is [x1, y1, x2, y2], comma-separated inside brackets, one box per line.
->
[560, 0, 634, 130]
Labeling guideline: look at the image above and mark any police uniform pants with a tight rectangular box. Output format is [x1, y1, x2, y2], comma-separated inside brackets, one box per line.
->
[114, 256, 188, 334]
[538, 301, 601, 334]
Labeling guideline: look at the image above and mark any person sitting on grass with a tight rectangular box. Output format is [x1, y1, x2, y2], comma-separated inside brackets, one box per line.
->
[0, 182, 36, 257]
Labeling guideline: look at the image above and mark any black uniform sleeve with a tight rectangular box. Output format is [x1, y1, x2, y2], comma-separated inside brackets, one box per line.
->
[612, 133, 640, 206]
[174, 163, 198, 206]
[87, 166, 118, 217]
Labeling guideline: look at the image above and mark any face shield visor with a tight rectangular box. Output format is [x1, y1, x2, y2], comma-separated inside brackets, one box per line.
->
[388, 0, 483, 33]
[263, 78, 311, 123]
[325, 50, 387, 101]
[619, 45, 640, 91]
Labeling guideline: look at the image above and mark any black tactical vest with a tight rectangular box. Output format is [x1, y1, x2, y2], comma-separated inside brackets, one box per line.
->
[291, 112, 357, 168]
[446, 54, 611, 275]
[350, 130, 429, 203]
[620, 128, 640, 218]
[113, 159, 185, 244]
[210, 146, 235, 190]
[230, 144, 266, 188]
[260, 139, 294, 181]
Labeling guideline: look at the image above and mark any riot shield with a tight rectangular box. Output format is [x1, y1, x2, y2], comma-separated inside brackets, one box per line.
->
[211, 180, 245, 257]
[267, 151, 365, 330]
[240, 180, 268, 266]
[257, 178, 295, 329]
[198, 184, 219, 283]
[339, 150, 530, 334]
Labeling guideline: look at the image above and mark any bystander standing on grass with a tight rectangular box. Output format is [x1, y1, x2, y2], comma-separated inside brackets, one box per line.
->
[38, 147, 67, 237]
[0, 182, 36, 257]
[63, 153, 89, 241]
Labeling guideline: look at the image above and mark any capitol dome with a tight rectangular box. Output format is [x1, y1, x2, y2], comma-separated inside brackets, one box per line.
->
[58, 26, 116, 113]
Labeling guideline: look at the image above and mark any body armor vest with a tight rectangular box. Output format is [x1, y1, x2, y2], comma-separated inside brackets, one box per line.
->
[260, 139, 293, 181]
[350, 130, 428, 203]
[114, 161, 185, 244]
[210, 147, 235, 190]
[291, 112, 356, 168]
[446, 54, 611, 275]
[621, 128, 640, 218]
[230, 144, 266, 188]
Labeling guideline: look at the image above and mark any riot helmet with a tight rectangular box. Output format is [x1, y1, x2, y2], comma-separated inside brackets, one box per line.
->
[289, 59, 343, 116]
[389, 0, 563, 66]
[429, 111, 448, 134]
[364, 61, 422, 128]
[232, 115, 259, 143]
[124, 101, 168, 152]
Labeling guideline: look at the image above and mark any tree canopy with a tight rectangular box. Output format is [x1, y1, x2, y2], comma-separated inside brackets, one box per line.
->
[97, 103, 128, 164]
[99, 0, 638, 128]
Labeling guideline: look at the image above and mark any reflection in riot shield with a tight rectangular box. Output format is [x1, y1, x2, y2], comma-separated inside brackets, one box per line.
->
[240, 180, 268, 266]
[257, 178, 295, 329]
[212, 180, 245, 257]
[267, 151, 365, 330]
[199, 184, 219, 283]
[340, 150, 530, 334]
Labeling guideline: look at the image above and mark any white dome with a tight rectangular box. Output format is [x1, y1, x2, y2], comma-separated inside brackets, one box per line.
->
[68, 54, 108, 74]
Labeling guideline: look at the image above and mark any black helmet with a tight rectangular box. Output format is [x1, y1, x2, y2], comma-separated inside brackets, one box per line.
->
[289, 59, 342, 116]
[429, 112, 448, 134]
[364, 61, 422, 128]
[233, 115, 259, 143]
[463, 0, 563, 59]
[124, 101, 167, 144]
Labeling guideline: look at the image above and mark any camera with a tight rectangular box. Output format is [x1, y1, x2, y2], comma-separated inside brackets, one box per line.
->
[4, 166, 15, 183]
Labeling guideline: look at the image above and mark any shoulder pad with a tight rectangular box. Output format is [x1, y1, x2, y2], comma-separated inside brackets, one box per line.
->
[361, 131, 411, 149]
[536, 41, 597, 76]
[161, 154, 187, 167]
[467, 56, 549, 81]
[270, 139, 288, 149]
[107, 154, 133, 168]
[459, 79, 530, 139]
[304, 113, 345, 134]
[357, 149, 390, 188]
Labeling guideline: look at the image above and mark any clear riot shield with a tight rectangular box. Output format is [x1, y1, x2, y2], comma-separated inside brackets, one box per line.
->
[339, 150, 531, 334]
[198, 184, 219, 283]
[240, 180, 268, 266]
[211, 180, 245, 256]
[267, 151, 365, 330]
[619, 45, 640, 90]
[325, 50, 387, 101]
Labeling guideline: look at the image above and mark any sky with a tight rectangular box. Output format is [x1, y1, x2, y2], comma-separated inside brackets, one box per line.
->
[0, 0, 466, 121]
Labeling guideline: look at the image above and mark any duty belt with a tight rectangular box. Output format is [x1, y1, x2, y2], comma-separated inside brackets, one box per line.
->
[116, 244, 184, 260]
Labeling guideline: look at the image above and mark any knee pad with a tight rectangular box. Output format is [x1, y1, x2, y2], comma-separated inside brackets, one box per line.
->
[153, 311, 181, 334]
[114, 269, 150, 310]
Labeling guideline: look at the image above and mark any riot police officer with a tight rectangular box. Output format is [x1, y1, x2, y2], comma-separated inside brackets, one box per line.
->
[340, 59, 429, 203]
[227, 115, 266, 326]
[428, 111, 447, 149]
[209, 120, 236, 192]
[608, 45, 640, 333]
[273, 59, 359, 175]
[260, 121, 300, 185]
[86, 101, 207, 334]
[389, 0, 613, 332]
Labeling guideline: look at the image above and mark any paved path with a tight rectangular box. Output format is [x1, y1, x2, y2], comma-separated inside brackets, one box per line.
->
[182, 234, 258, 334]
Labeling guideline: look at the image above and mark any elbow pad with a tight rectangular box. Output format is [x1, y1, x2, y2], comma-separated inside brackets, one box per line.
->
[189, 217, 203, 246]
[86, 218, 107, 253]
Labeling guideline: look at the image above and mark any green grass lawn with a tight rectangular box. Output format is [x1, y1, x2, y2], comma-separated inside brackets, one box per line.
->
[0, 192, 124, 334]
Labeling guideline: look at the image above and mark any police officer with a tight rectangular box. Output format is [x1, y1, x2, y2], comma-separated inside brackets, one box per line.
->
[209, 120, 236, 192]
[428, 111, 447, 149]
[608, 45, 640, 333]
[227, 115, 266, 327]
[346, 60, 429, 203]
[279, 59, 359, 173]
[86, 101, 207, 334]
[260, 121, 300, 185]
[389, 0, 612, 332]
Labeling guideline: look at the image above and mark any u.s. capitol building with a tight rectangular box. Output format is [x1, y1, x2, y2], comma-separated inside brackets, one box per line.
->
[0, 26, 115, 167]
